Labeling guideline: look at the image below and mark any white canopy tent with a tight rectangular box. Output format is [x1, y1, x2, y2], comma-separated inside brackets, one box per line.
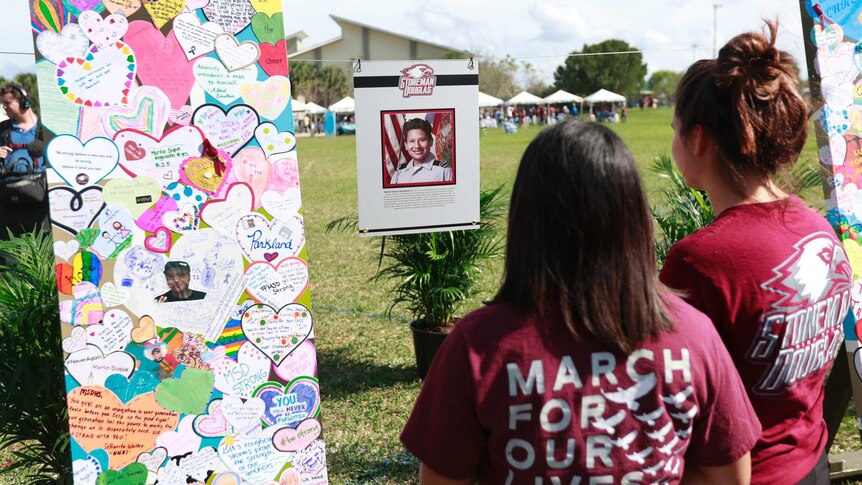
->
[506, 91, 544, 105]
[304, 101, 327, 114]
[291, 99, 307, 112]
[543, 89, 584, 104]
[328, 96, 355, 113]
[478, 91, 504, 108]
[584, 89, 626, 104]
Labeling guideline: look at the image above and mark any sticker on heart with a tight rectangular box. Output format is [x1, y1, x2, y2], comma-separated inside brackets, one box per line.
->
[241, 303, 312, 366]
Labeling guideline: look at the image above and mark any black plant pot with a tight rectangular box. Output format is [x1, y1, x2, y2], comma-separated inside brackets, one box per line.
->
[410, 321, 450, 379]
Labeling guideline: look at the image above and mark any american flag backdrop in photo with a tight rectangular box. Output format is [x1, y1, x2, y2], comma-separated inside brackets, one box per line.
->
[382, 111, 453, 179]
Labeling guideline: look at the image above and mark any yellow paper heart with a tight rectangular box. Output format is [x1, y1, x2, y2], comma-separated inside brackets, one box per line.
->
[83, 63, 91, 70]
[844, 240, 862, 280]
[250, 0, 280, 16]
[131, 315, 156, 343]
[143, 0, 185, 29]
[183, 156, 227, 193]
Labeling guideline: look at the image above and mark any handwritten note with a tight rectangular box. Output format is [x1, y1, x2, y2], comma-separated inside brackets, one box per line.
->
[240, 303, 312, 365]
[47, 135, 119, 188]
[193, 58, 257, 104]
[217, 431, 293, 483]
[244, 258, 309, 307]
[173, 12, 223, 60]
[212, 341, 271, 398]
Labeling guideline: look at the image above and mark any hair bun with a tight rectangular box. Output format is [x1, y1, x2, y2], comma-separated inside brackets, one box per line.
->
[713, 21, 790, 99]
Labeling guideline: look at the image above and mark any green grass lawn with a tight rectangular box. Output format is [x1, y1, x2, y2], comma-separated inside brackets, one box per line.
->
[297, 106, 846, 483]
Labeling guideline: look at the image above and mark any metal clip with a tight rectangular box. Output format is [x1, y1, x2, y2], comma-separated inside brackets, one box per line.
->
[354, 59, 362, 73]
[467, 57, 475, 70]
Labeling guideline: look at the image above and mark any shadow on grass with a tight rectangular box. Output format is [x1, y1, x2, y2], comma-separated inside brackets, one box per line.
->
[331, 447, 418, 485]
[317, 346, 416, 399]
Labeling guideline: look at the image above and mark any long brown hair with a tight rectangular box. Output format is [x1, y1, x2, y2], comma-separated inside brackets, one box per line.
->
[674, 20, 808, 194]
[495, 121, 673, 354]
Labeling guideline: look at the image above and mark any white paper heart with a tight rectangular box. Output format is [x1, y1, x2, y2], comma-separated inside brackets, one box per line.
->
[114, 125, 205, 189]
[48, 186, 105, 234]
[72, 455, 102, 485]
[156, 415, 202, 457]
[221, 395, 265, 436]
[47, 135, 119, 187]
[817, 42, 859, 83]
[173, 12, 224, 61]
[217, 429, 292, 484]
[214, 33, 260, 71]
[100, 282, 130, 307]
[234, 212, 304, 264]
[87, 309, 133, 354]
[244, 257, 309, 307]
[162, 202, 200, 233]
[78, 10, 129, 50]
[261, 188, 302, 223]
[102, 176, 162, 218]
[193, 57, 257, 104]
[55, 41, 135, 107]
[64, 344, 134, 386]
[137, 447, 168, 472]
[200, 182, 254, 234]
[241, 303, 312, 365]
[36, 23, 90, 65]
[191, 103, 259, 156]
[62, 325, 89, 353]
[830, 134, 848, 167]
[254, 122, 295, 159]
[212, 342, 271, 399]
[203, 0, 255, 34]
[55, 239, 82, 260]
[822, 77, 854, 109]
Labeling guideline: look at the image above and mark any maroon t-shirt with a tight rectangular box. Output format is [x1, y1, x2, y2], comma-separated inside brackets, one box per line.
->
[660, 196, 852, 485]
[401, 295, 760, 483]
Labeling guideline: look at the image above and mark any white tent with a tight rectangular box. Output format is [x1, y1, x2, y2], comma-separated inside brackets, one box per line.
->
[584, 89, 626, 104]
[506, 91, 544, 105]
[304, 101, 327, 114]
[291, 99, 307, 112]
[328, 96, 355, 113]
[478, 91, 504, 108]
[543, 89, 584, 104]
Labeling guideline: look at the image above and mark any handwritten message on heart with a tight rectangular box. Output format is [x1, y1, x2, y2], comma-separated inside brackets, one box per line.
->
[250, 12, 283, 45]
[201, 182, 254, 234]
[212, 341, 270, 398]
[261, 188, 302, 224]
[123, 22, 195, 109]
[145, 226, 173, 253]
[103, 0, 143, 15]
[241, 303, 312, 365]
[143, 0, 185, 29]
[244, 257, 309, 308]
[49, 186, 105, 234]
[817, 42, 859, 84]
[65, 345, 134, 386]
[217, 429, 293, 483]
[136, 447, 167, 472]
[215, 33, 260, 71]
[272, 418, 322, 452]
[63, 325, 88, 353]
[37, 60, 82, 136]
[232, 148, 268, 207]
[254, 122, 295, 159]
[240, 76, 290, 120]
[78, 10, 128, 50]
[155, 443, 221, 483]
[273, 340, 316, 382]
[100, 282, 130, 307]
[47, 135, 119, 187]
[235, 212, 304, 264]
[87, 309, 134, 354]
[192, 103, 258, 155]
[257, 40, 288, 77]
[203, 0, 256, 34]
[115, 125, 205, 188]
[36, 23, 89, 65]
[173, 12, 224, 60]
[193, 58, 257, 104]
[55, 42, 135, 107]
[254, 377, 320, 427]
[221, 395, 265, 436]
[103, 176, 161, 219]
[100, 85, 172, 139]
[68, 386, 179, 469]
[72, 454, 102, 484]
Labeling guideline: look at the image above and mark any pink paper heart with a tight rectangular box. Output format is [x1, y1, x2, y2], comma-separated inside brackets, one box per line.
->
[272, 418, 322, 452]
[145, 226, 173, 253]
[123, 21, 195, 109]
[184, 0, 210, 10]
[258, 40, 288, 77]
[193, 402, 229, 437]
[137, 197, 179, 232]
[169, 105, 195, 126]
[233, 147, 269, 208]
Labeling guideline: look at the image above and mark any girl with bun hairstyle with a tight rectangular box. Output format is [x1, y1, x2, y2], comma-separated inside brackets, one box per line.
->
[660, 21, 853, 485]
[401, 121, 761, 484]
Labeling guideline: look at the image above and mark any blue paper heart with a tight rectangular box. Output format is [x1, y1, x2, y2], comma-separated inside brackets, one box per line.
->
[285, 380, 320, 427]
[258, 387, 283, 424]
[105, 371, 160, 403]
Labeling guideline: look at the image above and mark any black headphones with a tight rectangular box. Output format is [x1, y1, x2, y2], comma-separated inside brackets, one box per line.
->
[7, 84, 32, 110]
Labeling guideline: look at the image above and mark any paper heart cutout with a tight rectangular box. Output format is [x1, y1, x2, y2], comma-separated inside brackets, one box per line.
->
[136, 196, 179, 232]
[115, 125, 205, 189]
[155, 415, 201, 458]
[155, 367, 215, 414]
[231, 148, 268, 208]
[261, 187, 302, 223]
[212, 341, 271, 398]
[241, 303, 312, 365]
[100, 85, 172, 139]
[235, 212, 305, 264]
[47, 135, 120, 187]
[100, 282, 129, 308]
[214, 33, 260, 71]
[55, 42, 135, 107]
[142, 0, 185, 29]
[192, 103, 259, 156]
[179, 150, 233, 194]
[822, 77, 855, 109]
[62, 325, 88, 353]
[36, 23, 90, 65]
[87, 308, 134, 353]
[131, 315, 156, 343]
[47, 184, 105, 235]
[272, 418, 322, 452]
[145, 226, 173, 253]
[173, 12, 224, 61]
[830, 135, 849, 167]
[57, 255, 102, 296]
[59, 281, 105, 325]
[193, 400, 229, 437]
[203, 0, 255, 33]
[254, 377, 320, 427]
[273, 340, 317, 381]
[165, 181, 209, 209]
[88, 204, 135, 260]
[185, 0, 209, 9]
[193, 57, 257, 104]
[817, 42, 859, 83]
[265, 154, 300, 192]
[169, 105, 195, 125]
[254, 122, 295, 159]
[814, 23, 843, 51]
[61, 0, 105, 17]
[95, 462, 148, 485]
[78, 10, 128, 50]
[221, 395, 265, 436]
[240, 76, 290, 120]
[54, 239, 82, 260]
[217, 430, 293, 483]
[249, 0, 279, 15]
[102, 176, 161, 219]
[76, 228, 102, 247]
[103, 0, 143, 15]
[161, 202, 200, 233]
[104, 369, 160, 403]
[257, 40, 288, 77]
[200, 182, 254, 234]
[72, 454, 103, 484]
[65, 345, 134, 386]
[123, 22, 194, 109]
[136, 447, 167, 472]
[37, 59, 82, 136]
[250, 12, 283, 46]
[244, 257, 309, 308]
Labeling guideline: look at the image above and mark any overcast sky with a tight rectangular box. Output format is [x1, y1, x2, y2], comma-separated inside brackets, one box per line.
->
[2, 0, 809, 82]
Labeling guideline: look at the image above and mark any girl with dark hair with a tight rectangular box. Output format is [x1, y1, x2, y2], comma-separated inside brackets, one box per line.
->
[401, 120, 760, 484]
[660, 21, 852, 485]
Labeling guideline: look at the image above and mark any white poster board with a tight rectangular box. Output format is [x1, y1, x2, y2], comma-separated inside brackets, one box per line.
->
[354, 60, 480, 236]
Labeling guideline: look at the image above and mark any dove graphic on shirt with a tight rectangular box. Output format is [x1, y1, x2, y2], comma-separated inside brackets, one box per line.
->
[669, 404, 698, 424]
[591, 409, 627, 434]
[646, 421, 673, 441]
[664, 455, 683, 475]
[657, 434, 681, 455]
[625, 446, 654, 465]
[610, 430, 638, 450]
[676, 426, 692, 439]
[661, 385, 694, 409]
[634, 407, 665, 426]
[600, 374, 656, 411]
[643, 459, 666, 476]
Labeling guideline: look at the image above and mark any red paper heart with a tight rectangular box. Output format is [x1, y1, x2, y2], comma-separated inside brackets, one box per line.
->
[144, 227, 173, 253]
[124, 141, 146, 160]
[258, 40, 288, 77]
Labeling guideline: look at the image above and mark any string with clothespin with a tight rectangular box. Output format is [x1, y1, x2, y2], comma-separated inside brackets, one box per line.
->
[201, 138, 226, 178]
[811, 3, 834, 30]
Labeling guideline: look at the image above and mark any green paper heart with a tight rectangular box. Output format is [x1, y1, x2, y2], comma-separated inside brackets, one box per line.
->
[96, 462, 147, 485]
[155, 367, 214, 415]
[60, 86, 69, 94]
[251, 12, 284, 46]
[76, 228, 101, 247]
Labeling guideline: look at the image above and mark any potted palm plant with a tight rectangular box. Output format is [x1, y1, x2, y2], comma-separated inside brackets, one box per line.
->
[327, 187, 505, 378]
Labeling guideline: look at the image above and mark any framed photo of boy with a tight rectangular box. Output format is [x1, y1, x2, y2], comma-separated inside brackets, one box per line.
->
[382, 109, 455, 188]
